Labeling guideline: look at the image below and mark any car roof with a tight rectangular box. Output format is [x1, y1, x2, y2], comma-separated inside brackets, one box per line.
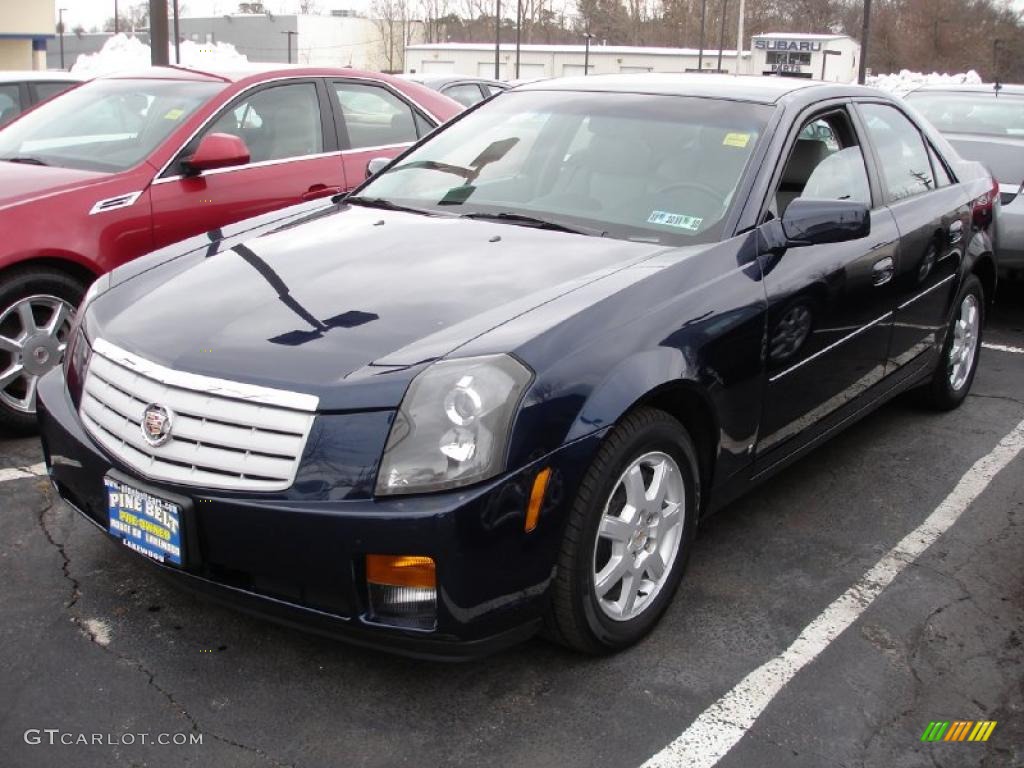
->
[0, 70, 86, 83]
[95, 63, 402, 85]
[907, 83, 1024, 96]
[403, 74, 506, 88]
[516, 72, 881, 105]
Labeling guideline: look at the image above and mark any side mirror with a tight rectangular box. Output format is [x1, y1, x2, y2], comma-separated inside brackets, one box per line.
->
[182, 133, 250, 175]
[366, 157, 390, 178]
[761, 198, 871, 251]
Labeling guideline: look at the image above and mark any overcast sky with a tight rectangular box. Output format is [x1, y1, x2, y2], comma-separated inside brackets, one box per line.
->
[56, 0, 1024, 34]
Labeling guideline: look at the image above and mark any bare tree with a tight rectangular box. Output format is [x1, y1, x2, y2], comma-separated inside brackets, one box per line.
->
[373, 0, 411, 71]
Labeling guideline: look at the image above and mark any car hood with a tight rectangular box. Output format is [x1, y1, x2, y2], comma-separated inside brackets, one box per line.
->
[0, 160, 110, 211]
[89, 205, 668, 410]
[945, 133, 1024, 185]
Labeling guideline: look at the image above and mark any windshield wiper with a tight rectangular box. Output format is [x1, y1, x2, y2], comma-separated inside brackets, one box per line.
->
[460, 211, 605, 237]
[2, 156, 49, 166]
[344, 196, 437, 216]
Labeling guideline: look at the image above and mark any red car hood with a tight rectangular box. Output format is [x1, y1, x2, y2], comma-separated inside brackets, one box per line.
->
[0, 161, 112, 212]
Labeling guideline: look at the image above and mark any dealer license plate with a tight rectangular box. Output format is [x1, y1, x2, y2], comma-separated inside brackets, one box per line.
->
[105, 476, 183, 566]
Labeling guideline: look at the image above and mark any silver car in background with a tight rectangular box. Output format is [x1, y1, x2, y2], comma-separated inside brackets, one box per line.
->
[906, 84, 1024, 275]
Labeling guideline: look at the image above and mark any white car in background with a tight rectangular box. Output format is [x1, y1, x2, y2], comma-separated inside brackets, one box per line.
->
[906, 83, 1024, 276]
[0, 71, 85, 127]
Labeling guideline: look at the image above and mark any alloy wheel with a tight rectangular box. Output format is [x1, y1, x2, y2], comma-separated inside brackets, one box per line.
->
[0, 294, 75, 414]
[948, 293, 979, 392]
[592, 451, 686, 622]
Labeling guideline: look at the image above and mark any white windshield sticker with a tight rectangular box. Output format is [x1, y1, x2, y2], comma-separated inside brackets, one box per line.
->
[647, 211, 703, 231]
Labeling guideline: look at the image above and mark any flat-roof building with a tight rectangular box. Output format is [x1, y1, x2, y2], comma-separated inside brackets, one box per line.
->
[1, 0, 54, 70]
[405, 33, 860, 83]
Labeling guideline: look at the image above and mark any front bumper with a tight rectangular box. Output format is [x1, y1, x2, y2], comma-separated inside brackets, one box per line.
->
[36, 368, 602, 660]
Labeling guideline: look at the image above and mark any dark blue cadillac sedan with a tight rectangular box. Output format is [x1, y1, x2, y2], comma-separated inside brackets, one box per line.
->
[38, 74, 998, 658]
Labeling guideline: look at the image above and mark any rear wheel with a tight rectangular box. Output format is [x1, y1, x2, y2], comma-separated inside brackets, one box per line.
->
[0, 268, 84, 433]
[922, 274, 984, 411]
[544, 407, 699, 653]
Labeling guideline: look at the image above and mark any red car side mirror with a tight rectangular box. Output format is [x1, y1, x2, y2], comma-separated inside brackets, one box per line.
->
[183, 133, 250, 174]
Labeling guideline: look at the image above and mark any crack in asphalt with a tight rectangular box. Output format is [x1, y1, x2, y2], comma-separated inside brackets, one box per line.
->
[34, 485, 296, 768]
[967, 392, 1024, 408]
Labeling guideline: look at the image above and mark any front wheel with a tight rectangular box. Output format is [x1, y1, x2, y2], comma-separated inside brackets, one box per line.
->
[0, 268, 84, 434]
[544, 407, 699, 654]
[922, 274, 984, 411]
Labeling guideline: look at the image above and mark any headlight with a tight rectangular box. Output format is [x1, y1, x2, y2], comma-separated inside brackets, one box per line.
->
[375, 354, 533, 495]
[63, 326, 92, 405]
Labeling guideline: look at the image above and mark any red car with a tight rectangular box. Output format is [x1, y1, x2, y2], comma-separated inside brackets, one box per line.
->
[0, 64, 461, 430]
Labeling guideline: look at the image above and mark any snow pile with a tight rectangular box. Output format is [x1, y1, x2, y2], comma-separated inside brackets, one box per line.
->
[72, 33, 248, 76]
[867, 69, 983, 96]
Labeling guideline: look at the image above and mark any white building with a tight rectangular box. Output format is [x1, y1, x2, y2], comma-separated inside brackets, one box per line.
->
[178, 13, 424, 72]
[750, 33, 860, 82]
[0, 0, 53, 70]
[405, 42, 749, 80]
[405, 33, 860, 83]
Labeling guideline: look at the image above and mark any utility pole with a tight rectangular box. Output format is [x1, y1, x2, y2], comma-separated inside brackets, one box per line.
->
[583, 32, 594, 75]
[281, 30, 297, 63]
[716, 0, 727, 72]
[736, 0, 744, 74]
[58, 8, 67, 70]
[494, 0, 501, 79]
[857, 0, 871, 84]
[173, 0, 180, 64]
[150, 0, 170, 66]
[114, 0, 119, 34]
[697, 0, 707, 70]
[515, 0, 521, 79]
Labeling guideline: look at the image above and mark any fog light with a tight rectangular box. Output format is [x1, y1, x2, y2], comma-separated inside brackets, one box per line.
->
[366, 555, 437, 630]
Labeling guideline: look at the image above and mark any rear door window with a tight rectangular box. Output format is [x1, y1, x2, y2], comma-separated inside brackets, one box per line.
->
[31, 81, 76, 104]
[443, 83, 485, 108]
[332, 82, 421, 149]
[0, 84, 22, 127]
[860, 103, 935, 201]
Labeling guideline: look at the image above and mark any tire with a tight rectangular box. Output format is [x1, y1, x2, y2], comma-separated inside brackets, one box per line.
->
[0, 266, 85, 434]
[544, 407, 700, 654]
[922, 273, 984, 411]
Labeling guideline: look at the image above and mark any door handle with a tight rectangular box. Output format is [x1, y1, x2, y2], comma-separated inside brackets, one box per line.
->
[872, 255, 895, 286]
[947, 219, 963, 244]
[302, 184, 342, 201]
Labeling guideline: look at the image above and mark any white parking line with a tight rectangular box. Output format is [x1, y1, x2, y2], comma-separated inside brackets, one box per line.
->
[0, 462, 47, 484]
[641, 417, 1024, 768]
[982, 342, 1024, 354]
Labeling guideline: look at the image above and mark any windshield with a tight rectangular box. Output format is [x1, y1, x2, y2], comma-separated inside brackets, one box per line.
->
[0, 78, 223, 172]
[357, 90, 772, 245]
[906, 91, 1024, 138]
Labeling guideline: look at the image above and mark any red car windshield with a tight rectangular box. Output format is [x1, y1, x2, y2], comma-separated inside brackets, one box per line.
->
[0, 78, 223, 173]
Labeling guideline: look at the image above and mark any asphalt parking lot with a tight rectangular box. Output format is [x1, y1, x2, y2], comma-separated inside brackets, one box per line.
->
[1, 281, 1022, 768]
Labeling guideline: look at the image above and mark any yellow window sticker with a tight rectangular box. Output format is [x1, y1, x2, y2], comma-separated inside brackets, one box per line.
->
[722, 132, 751, 148]
[164, 108, 185, 120]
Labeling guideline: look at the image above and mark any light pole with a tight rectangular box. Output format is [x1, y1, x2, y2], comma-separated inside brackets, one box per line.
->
[150, 0, 169, 66]
[716, 0, 727, 72]
[583, 32, 594, 75]
[697, 0, 707, 70]
[993, 38, 1003, 83]
[172, 0, 180, 63]
[736, 0, 745, 73]
[857, 0, 871, 84]
[494, 0, 501, 79]
[58, 8, 67, 70]
[281, 30, 297, 63]
[114, 0, 119, 34]
[515, 0, 521, 79]
[820, 49, 840, 81]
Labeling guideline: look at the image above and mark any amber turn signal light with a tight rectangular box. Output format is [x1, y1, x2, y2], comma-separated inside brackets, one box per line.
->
[525, 467, 552, 533]
[366, 554, 436, 589]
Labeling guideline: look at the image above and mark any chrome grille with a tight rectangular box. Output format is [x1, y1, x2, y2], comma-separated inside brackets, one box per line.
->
[80, 338, 318, 492]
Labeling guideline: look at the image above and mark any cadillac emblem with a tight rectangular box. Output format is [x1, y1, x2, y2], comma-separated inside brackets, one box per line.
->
[141, 404, 174, 447]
